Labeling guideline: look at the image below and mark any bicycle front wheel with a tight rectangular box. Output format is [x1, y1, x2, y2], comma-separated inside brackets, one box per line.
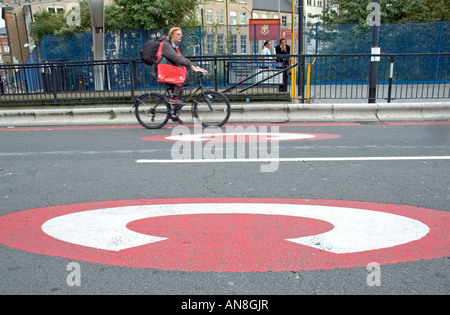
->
[134, 93, 170, 129]
[193, 90, 231, 127]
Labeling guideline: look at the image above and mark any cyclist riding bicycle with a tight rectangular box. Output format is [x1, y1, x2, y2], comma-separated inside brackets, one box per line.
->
[157, 27, 207, 121]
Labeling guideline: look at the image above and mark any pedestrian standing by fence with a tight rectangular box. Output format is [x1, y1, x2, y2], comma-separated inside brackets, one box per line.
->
[261, 41, 273, 64]
[275, 38, 290, 92]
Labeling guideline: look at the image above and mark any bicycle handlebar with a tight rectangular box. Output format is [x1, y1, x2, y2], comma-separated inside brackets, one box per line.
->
[195, 71, 209, 77]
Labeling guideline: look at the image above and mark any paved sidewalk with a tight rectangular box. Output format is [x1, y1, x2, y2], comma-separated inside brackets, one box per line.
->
[0, 101, 449, 127]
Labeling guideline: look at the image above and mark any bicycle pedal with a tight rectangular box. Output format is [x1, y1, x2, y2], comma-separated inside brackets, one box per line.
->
[171, 116, 184, 124]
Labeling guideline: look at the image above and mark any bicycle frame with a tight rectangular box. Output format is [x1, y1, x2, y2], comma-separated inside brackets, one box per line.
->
[133, 73, 210, 111]
[183, 74, 205, 103]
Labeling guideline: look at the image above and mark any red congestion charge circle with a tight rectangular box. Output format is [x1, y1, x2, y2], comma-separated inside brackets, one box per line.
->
[0, 198, 448, 272]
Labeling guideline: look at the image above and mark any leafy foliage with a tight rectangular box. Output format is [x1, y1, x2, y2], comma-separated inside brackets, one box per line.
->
[324, 0, 450, 25]
[29, 0, 91, 43]
[29, 0, 201, 43]
[105, 0, 201, 30]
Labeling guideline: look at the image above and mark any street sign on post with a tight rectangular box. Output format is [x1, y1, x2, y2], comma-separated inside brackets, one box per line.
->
[368, 0, 381, 103]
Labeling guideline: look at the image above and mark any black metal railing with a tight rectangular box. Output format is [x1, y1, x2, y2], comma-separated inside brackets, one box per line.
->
[1, 53, 448, 106]
[304, 53, 450, 102]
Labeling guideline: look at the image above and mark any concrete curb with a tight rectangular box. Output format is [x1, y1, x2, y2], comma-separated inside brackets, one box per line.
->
[0, 102, 449, 127]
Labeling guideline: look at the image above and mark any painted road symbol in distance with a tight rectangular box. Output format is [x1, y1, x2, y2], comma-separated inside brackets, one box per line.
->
[142, 132, 340, 143]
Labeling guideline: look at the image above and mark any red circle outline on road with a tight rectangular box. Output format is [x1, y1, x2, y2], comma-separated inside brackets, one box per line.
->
[0, 198, 448, 272]
[142, 132, 340, 143]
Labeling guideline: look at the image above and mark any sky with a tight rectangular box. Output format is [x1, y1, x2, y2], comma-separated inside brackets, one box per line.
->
[0, 8, 4, 28]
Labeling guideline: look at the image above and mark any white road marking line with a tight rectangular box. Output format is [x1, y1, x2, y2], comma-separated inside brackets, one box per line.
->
[136, 156, 450, 164]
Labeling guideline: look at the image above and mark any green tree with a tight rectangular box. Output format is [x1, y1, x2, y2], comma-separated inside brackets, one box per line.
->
[29, 0, 91, 43]
[29, 0, 202, 42]
[105, 0, 201, 31]
[29, 10, 66, 43]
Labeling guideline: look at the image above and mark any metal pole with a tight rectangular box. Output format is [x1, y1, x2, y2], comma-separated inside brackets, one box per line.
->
[298, 0, 304, 102]
[368, 0, 380, 103]
[290, 0, 296, 98]
[87, 0, 106, 90]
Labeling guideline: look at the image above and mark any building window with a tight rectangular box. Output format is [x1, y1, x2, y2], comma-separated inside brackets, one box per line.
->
[230, 11, 237, 25]
[217, 10, 224, 24]
[206, 9, 213, 24]
[207, 34, 213, 55]
[282, 16, 288, 28]
[47, 6, 64, 14]
[240, 35, 247, 54]
[217, 34, 224, 54]
[240, 12, 247, 25]
[254, 40, 260, 54]
[2, 43, 10, 54]
[231, 35, 237, 54]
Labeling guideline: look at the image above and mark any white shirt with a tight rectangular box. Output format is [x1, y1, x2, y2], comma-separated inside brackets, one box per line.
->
[262, 46, 271, 56]
[262, 46, 273, 62]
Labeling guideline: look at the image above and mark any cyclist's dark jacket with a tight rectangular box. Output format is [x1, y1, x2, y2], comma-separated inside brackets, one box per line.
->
[157, 40, 194, 84]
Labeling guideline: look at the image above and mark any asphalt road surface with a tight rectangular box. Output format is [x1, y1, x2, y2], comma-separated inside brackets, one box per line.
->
[0, 122, 449, 297]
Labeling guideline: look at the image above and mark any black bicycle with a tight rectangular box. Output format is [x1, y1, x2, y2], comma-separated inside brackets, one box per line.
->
[134, 73, 231, 129]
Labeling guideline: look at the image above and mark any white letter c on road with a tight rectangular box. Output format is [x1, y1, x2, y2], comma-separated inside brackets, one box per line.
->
[41, 203, 429, 254]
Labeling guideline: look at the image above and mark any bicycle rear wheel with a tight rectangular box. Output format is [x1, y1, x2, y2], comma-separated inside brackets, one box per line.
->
[134, 93, 170, 129]
[4, 83, 16, 94]
[193, 90, 231, 127]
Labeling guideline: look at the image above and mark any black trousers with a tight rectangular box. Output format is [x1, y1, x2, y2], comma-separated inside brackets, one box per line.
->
[166, 83, 184, 101]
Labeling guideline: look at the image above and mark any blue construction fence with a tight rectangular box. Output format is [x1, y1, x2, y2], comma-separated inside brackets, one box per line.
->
[31, 21, 449, 63]
[2, 21, 446, 104]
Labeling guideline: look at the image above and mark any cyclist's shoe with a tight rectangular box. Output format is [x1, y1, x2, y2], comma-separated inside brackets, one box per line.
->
[169, 99, 185, 124]
[169, 108, 183, 124]
[171, 115, 184, 124]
